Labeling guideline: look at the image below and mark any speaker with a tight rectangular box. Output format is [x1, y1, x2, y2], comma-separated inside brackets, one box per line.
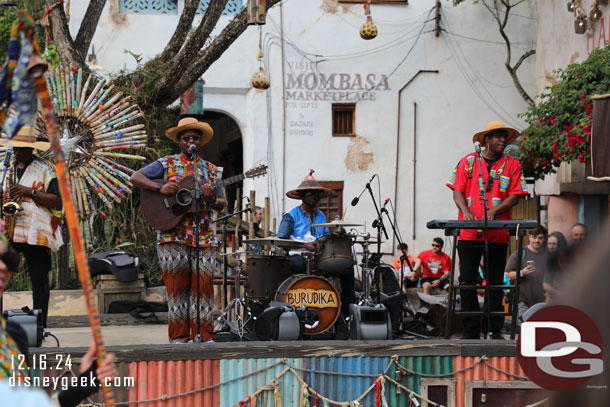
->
[3, 308, 44, 348]
[253, 302, 304, 341]
[349, 304, 392, 340]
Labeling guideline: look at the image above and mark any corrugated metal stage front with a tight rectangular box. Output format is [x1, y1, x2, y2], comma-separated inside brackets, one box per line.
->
[34, 340, 546, 407]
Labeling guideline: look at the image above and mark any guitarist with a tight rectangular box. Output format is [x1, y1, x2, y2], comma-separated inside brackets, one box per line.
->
[131, 117, 226, 344]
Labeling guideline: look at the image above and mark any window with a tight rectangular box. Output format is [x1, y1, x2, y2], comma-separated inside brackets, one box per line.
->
[420, 378, 456, 407]
[197, 0, 243, 16]
[119, 0, 178, 14]
[317, 182, 344, 221]
[465, 381, 545, 407]
[332, 104, 355, 137]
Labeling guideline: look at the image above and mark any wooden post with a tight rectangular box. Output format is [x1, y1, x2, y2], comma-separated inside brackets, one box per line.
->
[434, 0, 441, 38]
[263, 197, 271, 237]
[273, 217, 277, 234]
[249, 190, 256, 239]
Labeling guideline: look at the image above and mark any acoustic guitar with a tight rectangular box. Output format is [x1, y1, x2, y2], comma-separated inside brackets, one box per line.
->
[140, 164, 267, 231]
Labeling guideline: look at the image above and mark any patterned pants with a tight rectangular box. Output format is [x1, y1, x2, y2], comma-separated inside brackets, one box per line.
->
[157, 243, 216, 342]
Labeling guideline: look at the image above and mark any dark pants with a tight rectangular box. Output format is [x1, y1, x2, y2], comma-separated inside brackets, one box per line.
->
[289, 255, 354, 317]
[12, 243, 52, 327]
[457, 240, 507, 335]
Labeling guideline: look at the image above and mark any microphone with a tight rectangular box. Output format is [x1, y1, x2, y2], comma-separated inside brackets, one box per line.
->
[474, 141, 481, 154]
[351, 174, 377, 206]
[3, 145, 13, 167]
[381, 198, 390, 212]
[188, 144, 198, 154]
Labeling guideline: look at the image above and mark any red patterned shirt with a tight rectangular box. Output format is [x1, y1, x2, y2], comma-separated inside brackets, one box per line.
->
[446, 153, 528, 243]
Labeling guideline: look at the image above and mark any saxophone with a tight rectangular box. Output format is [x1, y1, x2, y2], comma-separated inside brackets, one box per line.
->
[2, 159, 21, 239]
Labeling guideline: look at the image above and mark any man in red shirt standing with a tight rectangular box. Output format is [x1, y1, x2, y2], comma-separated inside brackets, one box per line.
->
[447, 121, 529, 339]
[417, 238, 451, 294]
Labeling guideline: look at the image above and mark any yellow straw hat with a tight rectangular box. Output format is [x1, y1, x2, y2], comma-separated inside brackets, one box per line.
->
[472, 121, 520, 145]
[165, 117, 214, 147]
[2, 125, 50, 150]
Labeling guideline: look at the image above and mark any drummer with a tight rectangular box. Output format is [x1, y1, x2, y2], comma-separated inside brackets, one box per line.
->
[277, 170, 354, 335]
[277, 169, 330, 272]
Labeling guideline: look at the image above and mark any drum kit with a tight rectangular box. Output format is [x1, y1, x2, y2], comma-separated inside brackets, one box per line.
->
[216, 219, 391, 340]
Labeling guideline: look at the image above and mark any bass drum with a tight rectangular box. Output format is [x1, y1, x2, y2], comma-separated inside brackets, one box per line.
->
[275, 275, 341, 335]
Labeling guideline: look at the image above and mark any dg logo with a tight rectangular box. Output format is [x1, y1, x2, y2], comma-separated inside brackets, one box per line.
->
[517, 305, 604, 391]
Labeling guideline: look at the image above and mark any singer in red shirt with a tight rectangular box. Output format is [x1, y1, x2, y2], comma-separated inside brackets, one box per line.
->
[446, 121, 528, 339]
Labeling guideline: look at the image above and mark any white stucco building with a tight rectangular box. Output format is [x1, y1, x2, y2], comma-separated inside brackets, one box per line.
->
[70, 0, 537, 257]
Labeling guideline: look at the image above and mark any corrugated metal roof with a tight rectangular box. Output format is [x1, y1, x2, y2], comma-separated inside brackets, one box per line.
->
[387, 356, 454, 406]
[454, 356, 526, 407]
[127, 359, 220, 406]
[303, 356, 392, 405]
[220, 357, 304, 407]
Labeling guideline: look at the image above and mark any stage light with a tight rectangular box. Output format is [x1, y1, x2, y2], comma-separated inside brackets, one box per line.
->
[567, 1, 578, 12]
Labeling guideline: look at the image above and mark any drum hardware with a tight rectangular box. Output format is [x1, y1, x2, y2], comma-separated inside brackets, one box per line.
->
[215, 256, 252, 339]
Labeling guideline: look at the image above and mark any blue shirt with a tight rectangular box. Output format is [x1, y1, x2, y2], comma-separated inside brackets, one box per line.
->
[277, 206, 328, 240]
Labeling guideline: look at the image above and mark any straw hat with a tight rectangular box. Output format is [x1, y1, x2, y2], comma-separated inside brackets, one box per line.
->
[286, 170, 332, 199]
[472, 121, 520, 145]
[165, 117, 214, 147]
[2, 125, 50, 150]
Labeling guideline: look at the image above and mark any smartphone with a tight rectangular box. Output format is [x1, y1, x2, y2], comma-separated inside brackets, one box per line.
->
[526, 260, 534, 266]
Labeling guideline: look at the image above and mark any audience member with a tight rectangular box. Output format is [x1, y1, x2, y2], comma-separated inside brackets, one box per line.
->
[417, 238, 451, 295]
[570, 222, 587, 244]
[253, 206, 263, 233]
[543, 231, 569, 302]
[505, 225, 547, 322]
[390, 243, 421, 291]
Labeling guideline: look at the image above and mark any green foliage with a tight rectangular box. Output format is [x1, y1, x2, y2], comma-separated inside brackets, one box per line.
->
[518, 44, 610, 180]
[0, 1, 46, 63]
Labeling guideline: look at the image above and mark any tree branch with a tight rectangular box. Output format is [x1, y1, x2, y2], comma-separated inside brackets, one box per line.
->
[74, 0, 107, 60]
[159, 0, 199, 61]
[46, 0, 80, 66]
[513, 49, 535, 72]
[153, 0, 283, 107]
[154, 0, 229, 96]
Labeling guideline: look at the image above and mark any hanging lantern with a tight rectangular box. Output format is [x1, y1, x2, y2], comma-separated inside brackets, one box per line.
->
[251, 27, 270, 90]
[360, 2, 378, 40]
[575, 15, 587, 33]
[252, 67, 270, 90]
[567, 1, 578, 12]
[247, 0, 266, 25]
[590, 5, 602, 22]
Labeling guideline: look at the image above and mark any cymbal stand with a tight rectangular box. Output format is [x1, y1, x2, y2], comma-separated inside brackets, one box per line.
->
[215, 255, 251, 340]
[355, 235, 375, 306]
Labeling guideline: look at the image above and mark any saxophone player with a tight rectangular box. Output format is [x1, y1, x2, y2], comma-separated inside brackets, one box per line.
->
[2, 125, 63, 327]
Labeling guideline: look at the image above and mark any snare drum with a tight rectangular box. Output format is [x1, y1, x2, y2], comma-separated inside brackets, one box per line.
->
[275, 275, 341, 335]
[245, 255, 291, 300]
[314, 235, 355, 274]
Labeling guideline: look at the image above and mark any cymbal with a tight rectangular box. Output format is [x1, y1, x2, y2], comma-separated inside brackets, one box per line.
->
[311, 219, 364, 227]
[243, 236, 305, 248]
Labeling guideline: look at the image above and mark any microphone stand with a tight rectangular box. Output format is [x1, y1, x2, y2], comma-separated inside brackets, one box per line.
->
[191, 149, 204, 343]
[475, 149, 492, 340]
[381, 206, 417, 336]
[365, 182, 388, 303]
